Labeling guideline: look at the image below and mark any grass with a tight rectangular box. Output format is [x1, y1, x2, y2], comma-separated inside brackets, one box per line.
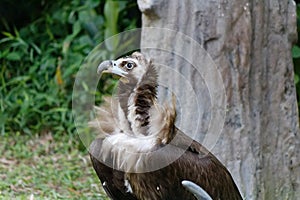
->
[0, 132, 109, 200]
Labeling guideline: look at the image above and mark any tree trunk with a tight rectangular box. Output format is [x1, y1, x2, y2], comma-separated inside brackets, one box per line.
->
[137, 0, 300, 199]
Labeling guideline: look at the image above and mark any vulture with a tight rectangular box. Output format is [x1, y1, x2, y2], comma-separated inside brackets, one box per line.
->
[89, 52, 243, 200]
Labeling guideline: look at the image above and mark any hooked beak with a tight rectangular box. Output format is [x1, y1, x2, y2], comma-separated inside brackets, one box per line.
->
[97, 60, 128, 77]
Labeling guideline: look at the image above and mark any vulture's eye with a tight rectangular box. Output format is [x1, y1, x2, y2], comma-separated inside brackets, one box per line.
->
[126, 63, 134, 70]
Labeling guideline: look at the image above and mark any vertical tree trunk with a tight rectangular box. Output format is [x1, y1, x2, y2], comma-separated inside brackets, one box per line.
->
[137, 0, 300, 199]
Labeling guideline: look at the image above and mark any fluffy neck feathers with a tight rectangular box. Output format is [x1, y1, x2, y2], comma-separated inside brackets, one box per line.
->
[119, 63, 158, 136]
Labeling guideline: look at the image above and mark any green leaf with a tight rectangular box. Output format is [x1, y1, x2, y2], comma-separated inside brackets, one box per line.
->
[0, 37, 14, 44]
[8, 76, 31, 84]
[86, 0, 101, 8]
[63, 35, 73, 55]
[1, 31, 14, 39]
[104, 0, 120, 51]
[72, 21, 82, 36]
[292, 45, 300, 58]
[104, 0, 120, 26]
[6, 52, 21, 61]
[30, 43, 42, 55]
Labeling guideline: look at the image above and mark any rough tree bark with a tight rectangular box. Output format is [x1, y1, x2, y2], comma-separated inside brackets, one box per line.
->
[137, 0, 300, 199]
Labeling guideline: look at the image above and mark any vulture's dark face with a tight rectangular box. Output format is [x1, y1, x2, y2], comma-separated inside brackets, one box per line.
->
[97, 52, 149, 83]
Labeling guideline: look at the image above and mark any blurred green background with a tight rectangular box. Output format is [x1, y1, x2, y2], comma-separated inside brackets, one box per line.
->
[0, 0, 140, 136]
[0, 0, 140, 199]
[0, 0, 300, 199]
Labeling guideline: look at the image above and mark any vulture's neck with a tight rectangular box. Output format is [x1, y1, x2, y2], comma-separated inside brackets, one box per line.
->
[118, 67, 158, 136]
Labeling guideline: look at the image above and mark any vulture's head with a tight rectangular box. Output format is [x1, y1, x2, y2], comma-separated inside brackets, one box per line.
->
[96, 52, 159, 136]
[97, 52, 155, 85]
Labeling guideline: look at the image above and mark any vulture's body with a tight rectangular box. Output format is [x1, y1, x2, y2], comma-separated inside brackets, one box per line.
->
[89, 52, 243, 200]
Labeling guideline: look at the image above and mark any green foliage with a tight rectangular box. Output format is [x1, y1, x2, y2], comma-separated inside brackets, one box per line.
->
[293, 3, 300, 111]
[0, 0, 140, 136]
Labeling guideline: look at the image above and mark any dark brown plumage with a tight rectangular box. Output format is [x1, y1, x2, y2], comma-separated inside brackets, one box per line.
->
[89, 52, 243, 200]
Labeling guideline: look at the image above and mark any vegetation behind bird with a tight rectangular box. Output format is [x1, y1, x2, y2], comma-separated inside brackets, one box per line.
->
[0, 0, 140, 136]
